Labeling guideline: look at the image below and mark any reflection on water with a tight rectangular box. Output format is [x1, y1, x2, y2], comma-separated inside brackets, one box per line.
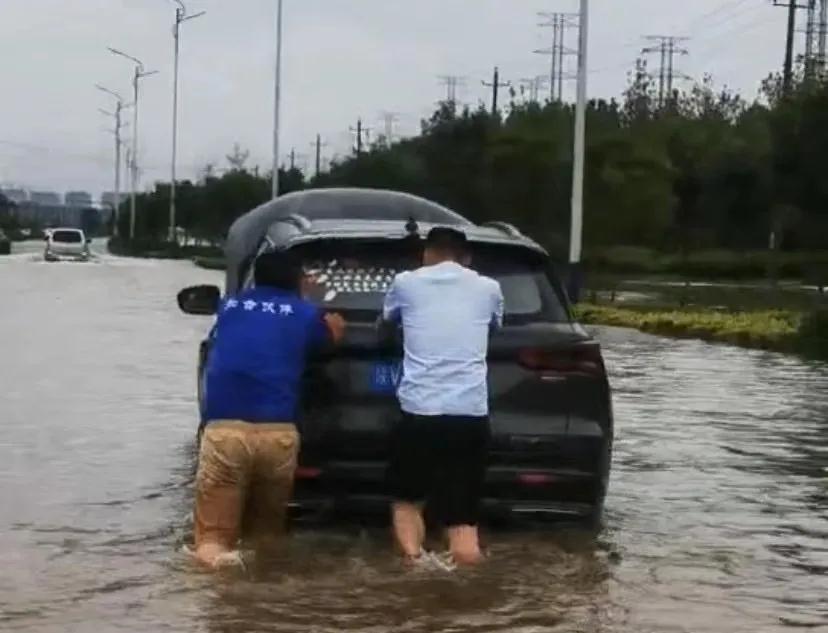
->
[0, 251, 826, 632]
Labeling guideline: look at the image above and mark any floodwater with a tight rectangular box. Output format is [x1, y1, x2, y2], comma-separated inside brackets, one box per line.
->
[1, 242, 826, 633]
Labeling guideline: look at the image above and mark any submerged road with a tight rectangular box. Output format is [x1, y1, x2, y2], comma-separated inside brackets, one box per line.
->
[0, 247, 826, 632]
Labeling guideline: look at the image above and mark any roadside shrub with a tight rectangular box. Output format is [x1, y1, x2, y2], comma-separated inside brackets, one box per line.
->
[583, 246, 828, 281]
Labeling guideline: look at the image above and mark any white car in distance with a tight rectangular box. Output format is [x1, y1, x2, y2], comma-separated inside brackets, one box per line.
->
[44, 228, 91, 262]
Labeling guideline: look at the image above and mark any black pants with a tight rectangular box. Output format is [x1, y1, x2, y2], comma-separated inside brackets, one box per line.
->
[386, 410, 491, 527]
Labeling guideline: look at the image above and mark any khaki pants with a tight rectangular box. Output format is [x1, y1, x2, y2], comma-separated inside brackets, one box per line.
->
[194, 421, 299, 552]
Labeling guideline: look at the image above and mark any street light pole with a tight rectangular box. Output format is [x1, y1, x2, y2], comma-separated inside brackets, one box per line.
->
[109, 48, 157, 240]
[272, 0, 284, 199]
[569, 0, 588, 300]
[170, 2, 206, 243]
[96, 84, 131, 238]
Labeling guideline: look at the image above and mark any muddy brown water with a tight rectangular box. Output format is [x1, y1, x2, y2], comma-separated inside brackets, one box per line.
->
[1, 244, 826, 632]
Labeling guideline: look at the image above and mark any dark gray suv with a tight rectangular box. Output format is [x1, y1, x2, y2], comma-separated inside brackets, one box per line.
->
[178, 188, 613, 525]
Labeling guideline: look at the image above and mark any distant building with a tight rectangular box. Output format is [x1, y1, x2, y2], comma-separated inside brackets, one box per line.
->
[30, 191, 62, 206]
[0, 188, 28, 204]
[0, 187, 109, 234]
[65, 191, 93, 207]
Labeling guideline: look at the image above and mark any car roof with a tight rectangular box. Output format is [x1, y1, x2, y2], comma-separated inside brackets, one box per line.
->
[223, 188, 547, 293]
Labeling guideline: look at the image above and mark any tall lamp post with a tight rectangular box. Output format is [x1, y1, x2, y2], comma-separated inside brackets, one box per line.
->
[568, 0, 589, 302]
[272, 0, 284, 199]
[108, 48, 158, 240]
[170, 1, 206, 243]
[95, 84, 132, 238]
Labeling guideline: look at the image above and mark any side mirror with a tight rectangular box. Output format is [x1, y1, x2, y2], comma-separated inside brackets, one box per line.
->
[178, 284, 221, 315]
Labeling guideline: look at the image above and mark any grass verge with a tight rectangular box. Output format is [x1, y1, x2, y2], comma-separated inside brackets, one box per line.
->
[574, 303, 827, 359]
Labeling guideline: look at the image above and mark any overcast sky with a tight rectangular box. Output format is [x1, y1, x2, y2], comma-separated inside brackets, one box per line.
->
[0, 0, 793, 196]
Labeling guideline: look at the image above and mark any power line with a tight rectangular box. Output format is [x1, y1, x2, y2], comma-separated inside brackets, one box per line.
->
[687, 0, 752, 26]
[692, 13, 780, 73]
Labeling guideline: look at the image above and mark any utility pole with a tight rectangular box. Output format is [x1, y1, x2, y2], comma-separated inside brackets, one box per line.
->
[641, 36, 689, 109]
[108, 48, 157, 240]
[569, 0, 589, 298]
[310, 134, 328, 178]
[350, 119, 372, 155]
[169, 2, 206, 243]
[482, 66, 511, 115]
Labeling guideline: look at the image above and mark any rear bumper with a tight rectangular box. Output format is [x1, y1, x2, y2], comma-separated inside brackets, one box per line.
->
[290, 464, 605, 524]
[45, 250, 88, 261]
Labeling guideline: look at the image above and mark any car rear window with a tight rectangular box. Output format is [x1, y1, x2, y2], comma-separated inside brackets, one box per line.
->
[52, 230, 83, 244]
[286, 240, 569, 323]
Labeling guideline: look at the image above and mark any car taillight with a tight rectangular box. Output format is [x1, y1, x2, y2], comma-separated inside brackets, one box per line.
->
[517, 472, 556, 486]
[518, 344, 605, 377]
[295, 466, 322, 480]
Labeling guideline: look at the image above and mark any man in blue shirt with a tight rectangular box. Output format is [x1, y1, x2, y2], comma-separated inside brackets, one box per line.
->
[193, 250, 345, 568]
[381, 227, 504, 567]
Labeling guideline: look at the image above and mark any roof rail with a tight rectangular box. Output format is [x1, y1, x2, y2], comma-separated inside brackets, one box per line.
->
[482, 221, 523, 238]
[282, 213, 312, 231]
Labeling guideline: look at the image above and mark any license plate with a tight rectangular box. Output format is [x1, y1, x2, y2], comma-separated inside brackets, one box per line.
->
[370, 361, 401, 394]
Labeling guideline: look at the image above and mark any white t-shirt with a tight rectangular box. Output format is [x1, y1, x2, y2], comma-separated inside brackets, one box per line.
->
[382, 261, 504, 417]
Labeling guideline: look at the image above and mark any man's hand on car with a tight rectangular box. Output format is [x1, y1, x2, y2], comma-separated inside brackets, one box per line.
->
[324, 312, 346, 344]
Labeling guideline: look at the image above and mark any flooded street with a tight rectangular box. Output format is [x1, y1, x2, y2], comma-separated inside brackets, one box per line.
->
[1, 244, 827, 633]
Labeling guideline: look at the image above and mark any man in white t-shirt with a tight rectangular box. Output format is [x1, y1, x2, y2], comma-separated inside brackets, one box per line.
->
[381, 227, 504, 566]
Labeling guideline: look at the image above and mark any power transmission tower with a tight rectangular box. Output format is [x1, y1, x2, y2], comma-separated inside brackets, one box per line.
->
[537, 12, 579, 101]
[774, 0, 809, 93]
[438, 75, 467, 105]
[803, 0, 828, 79]
[821, 0, 828, 68]
[641, 35, 689, 109]
[520, 75, 549, 102]
[379, 111, 400, 145]
[482, 66, 511, 115]
[310, 134, 328, 178]
[350, 118, 372, 155]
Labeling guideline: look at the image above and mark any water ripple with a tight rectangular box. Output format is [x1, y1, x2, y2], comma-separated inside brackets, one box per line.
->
[0, 254, 826, 632]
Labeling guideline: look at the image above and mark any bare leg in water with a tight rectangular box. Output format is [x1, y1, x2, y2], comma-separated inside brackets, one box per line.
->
[447, 525, 485, 566]
[392, 501, 426, 562]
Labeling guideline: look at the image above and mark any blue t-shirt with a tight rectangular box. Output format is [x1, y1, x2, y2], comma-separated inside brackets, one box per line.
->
[203, 287, 329, 424]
